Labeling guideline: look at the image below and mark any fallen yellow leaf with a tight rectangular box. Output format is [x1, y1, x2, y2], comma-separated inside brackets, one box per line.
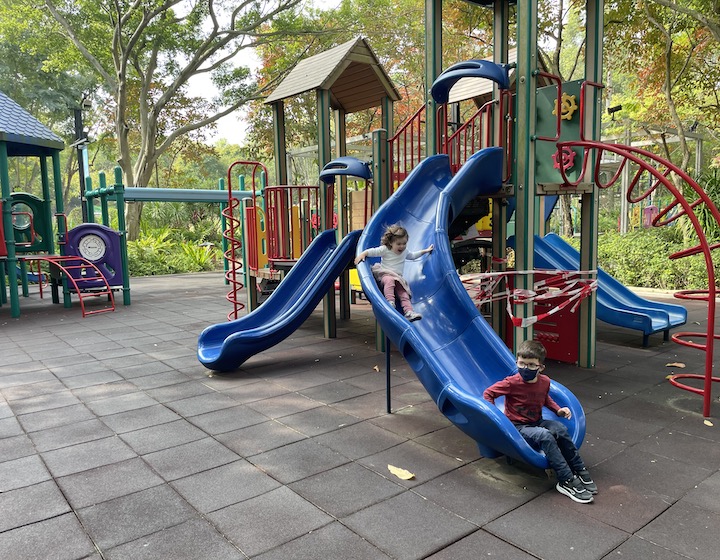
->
[388, 464, 415, 480]
[665, 362, 686, 368]
[704, 419, 714, 427]
[373, 365, 380, 372]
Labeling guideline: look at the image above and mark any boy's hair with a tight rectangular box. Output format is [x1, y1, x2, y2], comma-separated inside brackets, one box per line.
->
[517, 340, 547, 363]
[381, 224, 409, 248]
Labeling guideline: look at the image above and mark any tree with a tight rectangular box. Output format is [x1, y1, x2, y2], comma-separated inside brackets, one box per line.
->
[8, 0, 312, 239]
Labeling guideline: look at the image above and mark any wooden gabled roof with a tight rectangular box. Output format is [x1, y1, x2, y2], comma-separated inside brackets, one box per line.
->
[0, 90, 64, 156]
[265, 37, 401, 113]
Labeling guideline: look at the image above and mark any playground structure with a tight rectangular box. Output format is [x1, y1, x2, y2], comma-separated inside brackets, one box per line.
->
[0, 91, 120, 317]
[202, 0, 719, 469]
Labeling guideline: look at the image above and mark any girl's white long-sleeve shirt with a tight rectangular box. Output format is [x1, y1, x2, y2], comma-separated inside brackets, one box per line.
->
[364, 246, 424, 276]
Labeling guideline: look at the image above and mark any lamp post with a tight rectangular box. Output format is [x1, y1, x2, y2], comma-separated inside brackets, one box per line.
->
[73, 97, 91, 222]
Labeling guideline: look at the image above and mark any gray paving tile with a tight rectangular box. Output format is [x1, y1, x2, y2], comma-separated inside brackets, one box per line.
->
[104, 518, 245, 560]
[0, 415, 23, 439]
[369, 401, 452, 438]
[330, 391, 390, 419]
[216, 420, 307, 457]
[359, 440, 466, 488]
[8, 390, 81, 415]
[118, 419, 207, 455]
[290, 462, 404, 518]
[299, 380, 371, 404]
[84, 392, 159, 416]
[0, 512, 96, 560]
[0, 378, 66, 401]
[41, 436, 137, 477]
[28, 418, 115, 452]
[414, 462, 538, 526]
[129, 370, 192, 390]
[343, 490, 476, 560]
[186, 404, 268, 435]
[166, 391, 246, 417]
[682, 471, 720, 514]
[0, 480, 70, 533]
[114, 360, 174, 379]
[220, 379, 291, 404]
[314, 419, 407, 460]
[637, 501, 720, 560]
[145, 380, 215, 403]
[414, 425, 481, 462]
[61, 370, 124, 389]
[78, 484, 196, 550]
[0, 454, 52, 492]
[0, 369, 56, 390]
[633, 428, 720, 470]
[278, 404, 362, 437]
[426, 528, 536, 559]
[16, 403, 96, 432]
[171, 459, 281, 513]
[141, 437, 239, 481]
[601, 536, 691, 560]
[245, 392, 322, 419]
[0, 433, 36, 462]
[71, 380, 140, 402]
[251, 438, 350, 484]
[207, 486, 333, 557]
[100, 403, 181, 433]
[485, 493, 629, 560]
[57, 457, 165, 509]
[254, 521, 392, 560]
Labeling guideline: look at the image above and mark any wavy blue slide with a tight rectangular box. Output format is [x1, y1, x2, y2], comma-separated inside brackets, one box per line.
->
[534, 232, 687, 345]
[356, 147, 586, 467]
[198, 229, 361, 371]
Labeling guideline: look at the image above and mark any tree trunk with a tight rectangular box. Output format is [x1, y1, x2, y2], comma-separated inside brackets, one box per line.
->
[560, 194, 574, 237]
[125, 202, 144, 240]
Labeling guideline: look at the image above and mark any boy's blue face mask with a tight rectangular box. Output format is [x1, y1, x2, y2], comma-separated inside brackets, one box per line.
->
[518, 367, 538, 382]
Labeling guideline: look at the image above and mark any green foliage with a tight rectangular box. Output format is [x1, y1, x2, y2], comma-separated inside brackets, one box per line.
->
[126, 228, 223, 276]
[567, 227, 716, 291]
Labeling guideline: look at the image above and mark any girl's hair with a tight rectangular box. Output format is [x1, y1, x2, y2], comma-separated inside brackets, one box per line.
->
[381, 224, 408, 248]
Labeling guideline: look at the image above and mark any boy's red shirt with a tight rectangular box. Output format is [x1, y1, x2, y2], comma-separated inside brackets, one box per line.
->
[483, 373, 561, 425]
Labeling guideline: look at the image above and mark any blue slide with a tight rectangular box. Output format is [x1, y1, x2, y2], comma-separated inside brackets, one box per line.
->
[198, 229, 361, 371]
[356, 147, 586, 467]
[534, 233, 687, 345]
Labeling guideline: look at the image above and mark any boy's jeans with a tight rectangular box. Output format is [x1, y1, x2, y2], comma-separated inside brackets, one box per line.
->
[517, 419, 585, 482]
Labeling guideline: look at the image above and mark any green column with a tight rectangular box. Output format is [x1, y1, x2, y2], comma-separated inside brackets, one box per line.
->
[99, 172, 110, 227]
[114, 166, 131, 305]
[0, 142, 20, 317]
[272, 101, 288, 185]
[317, 88, 335, 338]
[425, 0, 442, 156]
[335, 108, 352, 321]
[219, 178, 229, 285]
[492, 0, 511, 338]
[50, 151, 72, 307]
[513, 0, 539, 350]
[578, 0, 604, 367]
[40, 156, 55, 255]
[85, 176, 95, 224]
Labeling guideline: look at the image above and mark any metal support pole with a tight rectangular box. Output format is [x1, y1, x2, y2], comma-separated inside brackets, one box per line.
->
[385, 336, 392, 414]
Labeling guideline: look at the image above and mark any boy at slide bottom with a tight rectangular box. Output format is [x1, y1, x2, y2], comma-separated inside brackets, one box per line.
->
[483, 340, 598, 504]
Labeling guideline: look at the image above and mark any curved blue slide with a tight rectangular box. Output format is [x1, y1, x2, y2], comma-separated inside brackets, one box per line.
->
[198, 229, 361, 371]
[534, 233, 687, 344]
[356, 147, 586, 467]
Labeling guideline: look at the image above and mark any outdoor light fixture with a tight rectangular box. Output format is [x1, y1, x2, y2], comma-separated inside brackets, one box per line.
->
[607, 104, 623, 120]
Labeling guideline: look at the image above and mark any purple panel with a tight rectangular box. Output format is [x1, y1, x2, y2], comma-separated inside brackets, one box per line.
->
[63, 224, 124, 288]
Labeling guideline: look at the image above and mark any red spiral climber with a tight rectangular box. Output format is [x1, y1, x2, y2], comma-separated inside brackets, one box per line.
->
[557, 140, 720, 417]
[223, 161, 269, 322]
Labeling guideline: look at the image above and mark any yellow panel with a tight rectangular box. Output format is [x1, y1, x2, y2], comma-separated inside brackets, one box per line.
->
[291, 205, 302, 259]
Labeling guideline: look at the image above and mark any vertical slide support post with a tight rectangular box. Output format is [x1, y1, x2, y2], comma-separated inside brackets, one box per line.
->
[114, 166, 131, 305]
[492, 0, 510, 337]
[317, 88, 336, 338]
[335, 108, 352, 321]
[425, 0, 443, 156]
[578, 0, 604, 367]
[513, 0, 539, 350]
[372, 128, 391, 352]
[0, 142, 20, 317]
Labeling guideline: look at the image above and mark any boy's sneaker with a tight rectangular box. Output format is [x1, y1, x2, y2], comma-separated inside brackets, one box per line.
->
[575, 468, 598, 494]
[404, 311, 422, 321]
[556, 476, 594, 504]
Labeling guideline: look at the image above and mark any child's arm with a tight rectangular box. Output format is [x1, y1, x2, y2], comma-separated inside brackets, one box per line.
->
[354, 250, 369, 265]
[407, 245, 434, 260]
[483, 378, 510, 404]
